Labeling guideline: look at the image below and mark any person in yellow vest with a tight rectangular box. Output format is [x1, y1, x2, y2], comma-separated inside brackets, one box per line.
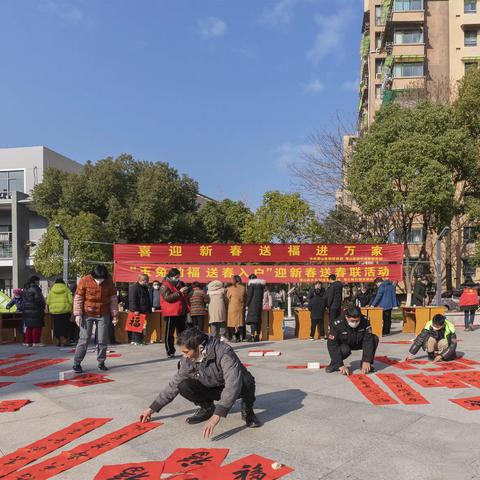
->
[406, 314, 457, 362]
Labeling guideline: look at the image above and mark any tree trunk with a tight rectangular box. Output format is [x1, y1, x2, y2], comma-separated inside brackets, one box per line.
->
[445, 225, 453, 291]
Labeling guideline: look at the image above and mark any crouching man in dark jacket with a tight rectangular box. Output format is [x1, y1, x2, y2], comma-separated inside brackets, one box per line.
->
[326, 305, 379, 375]
[140, 328, 261, 437]
[406, 314, 457, 362]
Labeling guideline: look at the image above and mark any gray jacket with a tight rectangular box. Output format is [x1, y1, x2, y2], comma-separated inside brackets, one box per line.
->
[150, 337, 246, 417]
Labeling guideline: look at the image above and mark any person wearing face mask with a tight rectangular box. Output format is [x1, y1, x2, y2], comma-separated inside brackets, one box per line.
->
[326, 305, 379, 375]
[139, 327, 261, 437]
[406, 314, 457, 362]
[160, 268, 189, 358]
[72, 265, 119, 373]
[128, 274, 152, 346]
[308, 282, 326, 340]
[150, 280, 162, 312]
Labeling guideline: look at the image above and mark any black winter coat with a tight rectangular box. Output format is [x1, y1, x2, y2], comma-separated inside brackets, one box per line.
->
[353, 290, 372, 308]
[22, 284, 45, 328]
[327, 315, 377, 366]
[308, 288, 326, 319]
[246, 279, 265, 325]
[128, 282, 152, 314]
[412, 280, 426, 306]
[326, 281, 343, 310]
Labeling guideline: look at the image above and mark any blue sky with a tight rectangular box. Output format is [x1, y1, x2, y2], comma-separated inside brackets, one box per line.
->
[0, 0, 362, 209]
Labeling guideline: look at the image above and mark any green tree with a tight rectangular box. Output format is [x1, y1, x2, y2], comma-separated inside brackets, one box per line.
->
[32, 155, 200, 243]
[242, 191, 321, 243]
[198, 199, 253, 243]
[33, 210, 113, 277]
[346, 102, 477, 291]
[454, 68, 480, 139]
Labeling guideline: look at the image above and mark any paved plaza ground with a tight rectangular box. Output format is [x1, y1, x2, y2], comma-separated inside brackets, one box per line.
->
[1, 317, 480, 479]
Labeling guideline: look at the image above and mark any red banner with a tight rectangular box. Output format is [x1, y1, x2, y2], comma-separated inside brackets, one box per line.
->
[114, 243, 404, 264]
[114, 262, 402, 284]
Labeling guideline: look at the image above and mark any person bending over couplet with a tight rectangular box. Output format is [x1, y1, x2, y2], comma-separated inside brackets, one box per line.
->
[326, 305, 379, 375]
[140, 328, 261, 438]
[406, 314, 457, 362]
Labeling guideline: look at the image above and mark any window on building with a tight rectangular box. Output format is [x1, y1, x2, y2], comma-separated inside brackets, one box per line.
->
[0, 171, 25, 198]
[465, 0, 477, 13]
[375, 32, 382, 49]
[408, 227, 423, 244]
[465, 30, 478, 46]
[464, 226, 478, 244]
[375, 58, 385, 75]
[394, 29, 423, 44]
[375, 85, 384, 100]
[465, 62, 479, 72]
[394, 0, 424, 11]
[375, 6, 383, 25]
[393, 62, 424, 77]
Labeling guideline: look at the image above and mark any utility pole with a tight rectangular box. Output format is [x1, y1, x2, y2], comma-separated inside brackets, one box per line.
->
[55, 224, 69, 284]
[436, 227, 450, 306]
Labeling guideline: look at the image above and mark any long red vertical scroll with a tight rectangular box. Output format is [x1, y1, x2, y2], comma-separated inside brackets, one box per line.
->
[349, 374, 398, 405]
[0, 418, 112, 477]
[377, 373, 429, 405]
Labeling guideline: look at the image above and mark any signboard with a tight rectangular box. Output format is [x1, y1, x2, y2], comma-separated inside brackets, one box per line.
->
[114, 243, 404, 264]
[114, 263, 403, 284]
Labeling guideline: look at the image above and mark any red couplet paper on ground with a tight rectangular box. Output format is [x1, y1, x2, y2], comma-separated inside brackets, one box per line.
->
[422, 361, 474, 372]
[164, 448, 229, 474]
[242, 363, 253, 367]
[455, 357, 480, 366]
[406, 374, 443, 388]
[94, 461, 165, 480]
[0, 358, 68, 376]
[377, 373, 429, 405]
[405, 360, 429, 365]
[7, 422, 162, 480]
[286, 365, 308, 369]
[34, 380, 70, 389]
[436, 375, 470, 389]
[125, 312, 146, 333]
[217, 454, 294, 480]
[107, 354, 122, 358]
[67, 373, 113, 388]
[0, 400, 30, 413]
[449, 396, 480, 410]
[450, 371, 480, 388]
[0, 382, 14, 388]
[349, 375, 398, 406]
[0, 418, 112, 477]
[374, 356, 416, 371]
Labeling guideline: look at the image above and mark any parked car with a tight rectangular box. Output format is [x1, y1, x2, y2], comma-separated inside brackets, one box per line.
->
[441, 289, 463, 311]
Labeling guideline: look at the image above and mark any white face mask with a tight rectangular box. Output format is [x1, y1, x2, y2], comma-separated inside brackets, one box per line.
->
[153, 285, 160, 290]
[347, 319, 360, 328]
[432, 325, 442, 331]
[94, 278, 105, 285]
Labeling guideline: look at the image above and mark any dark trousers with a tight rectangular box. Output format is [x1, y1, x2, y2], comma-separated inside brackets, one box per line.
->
[382, 309, 392, 335]
[329, 307, 341, 325]
[164, 315, 186, 356]
[328, 336, 379, 368]
[310, 317, 325, 338]
[177, 371, 256, 410]
[464, 309, 476, 327]
[191, 315, 205, 331]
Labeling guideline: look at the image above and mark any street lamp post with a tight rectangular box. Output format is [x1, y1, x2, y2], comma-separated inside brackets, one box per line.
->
[436, 226, 450, 306]
[55, 224, 69, 284]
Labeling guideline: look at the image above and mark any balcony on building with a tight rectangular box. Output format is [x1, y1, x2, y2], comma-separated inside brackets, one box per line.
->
[391, 0, 424, 23]
[391, 43, 425, 57]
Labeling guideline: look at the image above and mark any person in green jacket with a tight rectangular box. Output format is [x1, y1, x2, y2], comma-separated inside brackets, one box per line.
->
[47, 278, 74, 347]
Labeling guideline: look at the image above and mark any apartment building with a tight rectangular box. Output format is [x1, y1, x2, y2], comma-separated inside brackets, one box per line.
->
[359, 0, 480, 131]
[0, 146, 82, 292]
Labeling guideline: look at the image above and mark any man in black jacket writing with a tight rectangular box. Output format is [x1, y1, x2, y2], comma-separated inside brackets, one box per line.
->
[326, 305, 379, 375]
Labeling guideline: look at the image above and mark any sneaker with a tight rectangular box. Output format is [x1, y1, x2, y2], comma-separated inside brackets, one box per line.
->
[33, 343, 46, 347]
[325, 364, 339, 373]
[220, 336, 227, 342]
[168, 354, 176, 358]
[98, 363, 108, 371]
[309, 337, 315, 341]
[185, 404, 215, 424]
[72, 364, 83, 374]
[22, 343, 30, 347]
